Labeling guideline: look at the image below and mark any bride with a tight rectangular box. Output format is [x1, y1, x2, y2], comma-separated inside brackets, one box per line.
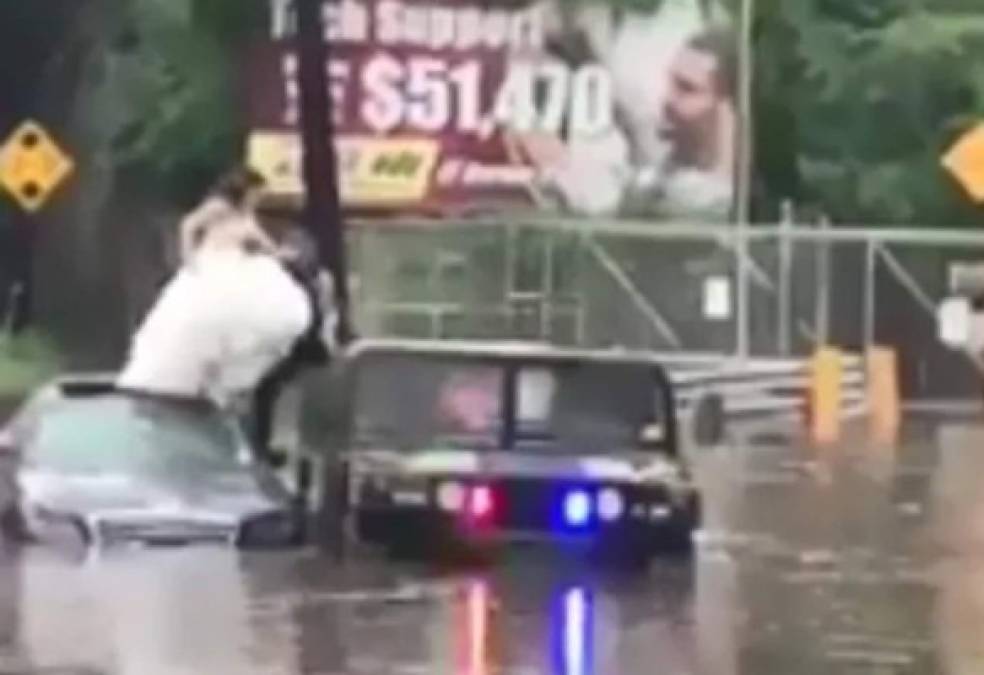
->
[117, 168, 332, 419]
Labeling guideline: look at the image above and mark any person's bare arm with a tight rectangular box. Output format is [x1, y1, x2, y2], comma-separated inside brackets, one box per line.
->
[179, 199, 228, 262]
[179, 214, 205, 263]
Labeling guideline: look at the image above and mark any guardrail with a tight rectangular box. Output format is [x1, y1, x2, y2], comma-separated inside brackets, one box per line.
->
[662, 353, 867, 420]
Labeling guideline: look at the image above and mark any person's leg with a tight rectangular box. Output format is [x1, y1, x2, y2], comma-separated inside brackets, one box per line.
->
[252, 260, 331, 460]
[252, 358, 300, 461]
[251, 377, 275, 460]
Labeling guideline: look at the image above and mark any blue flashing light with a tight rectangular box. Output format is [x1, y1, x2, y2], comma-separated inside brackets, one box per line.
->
[563, 490, 593, 528]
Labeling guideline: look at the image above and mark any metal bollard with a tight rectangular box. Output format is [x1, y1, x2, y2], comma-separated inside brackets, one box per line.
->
[867, 347, 900, 445]
[809, 347, 843, 446]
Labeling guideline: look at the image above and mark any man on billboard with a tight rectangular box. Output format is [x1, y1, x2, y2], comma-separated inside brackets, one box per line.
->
[621, 28, 737, 219]
[516, 1, 738, 222]
[512, 21, 737, 221]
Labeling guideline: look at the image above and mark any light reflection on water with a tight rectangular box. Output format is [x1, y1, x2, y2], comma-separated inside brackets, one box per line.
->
[556, 587, 591, 675]
[0, 418, 983, 673]
[0, 548, 700, 675]
[456, 580, 490, 675]
[8, 548, 286, 675]
[450, 578, 598, 675]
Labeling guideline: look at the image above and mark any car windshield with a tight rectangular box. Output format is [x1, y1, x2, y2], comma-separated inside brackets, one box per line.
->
[351, 353, 665, 451]
[28, 394, 245, 477]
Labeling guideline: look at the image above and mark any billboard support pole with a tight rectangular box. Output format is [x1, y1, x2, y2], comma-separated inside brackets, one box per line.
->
[734, 0, 755, 361]
[297, 0, 352, 344]
[297, 0, 352, 558]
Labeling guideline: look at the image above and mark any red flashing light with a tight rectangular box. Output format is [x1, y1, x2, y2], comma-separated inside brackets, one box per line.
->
[469, 485, 494, 520]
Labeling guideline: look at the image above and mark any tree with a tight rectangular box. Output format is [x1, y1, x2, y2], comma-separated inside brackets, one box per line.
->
[103, 0, 266, 208]
[0, 0, 268, 358]
[753, 0, 984, 226]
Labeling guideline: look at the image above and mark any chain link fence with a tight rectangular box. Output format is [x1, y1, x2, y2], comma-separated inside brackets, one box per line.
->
[346, 218, 984, 402]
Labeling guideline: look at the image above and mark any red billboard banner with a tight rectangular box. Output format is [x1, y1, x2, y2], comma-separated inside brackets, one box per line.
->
[248, 0, 738, 221]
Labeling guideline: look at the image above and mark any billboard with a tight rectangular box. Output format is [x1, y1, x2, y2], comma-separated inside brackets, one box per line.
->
[248, 0, 738, 221]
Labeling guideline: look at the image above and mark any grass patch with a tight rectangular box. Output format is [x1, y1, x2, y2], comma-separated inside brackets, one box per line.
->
[0, 331, 62, 398]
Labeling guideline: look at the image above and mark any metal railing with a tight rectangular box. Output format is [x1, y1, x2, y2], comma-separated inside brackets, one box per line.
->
[664, 352, 867, 419]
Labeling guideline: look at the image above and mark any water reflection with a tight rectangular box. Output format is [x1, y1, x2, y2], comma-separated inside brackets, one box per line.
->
[2, 416, 983, 673]
[695, 417, 984, 675]
[450, 579, 596, 675]
[12, 547, 293, 675]
[450, 577, 598, 675]
[454, 580, 491, 675]
[0, 527, 703, 673]
[553, 586, 592, 675]
[931, 423, 984, 675]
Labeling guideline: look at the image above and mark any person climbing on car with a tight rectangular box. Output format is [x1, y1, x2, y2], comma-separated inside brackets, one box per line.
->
[194, 167, 337, 460]
[120, 165, 336, 460]
[250, 211, 337, 462]
[178, 166, 279, 263]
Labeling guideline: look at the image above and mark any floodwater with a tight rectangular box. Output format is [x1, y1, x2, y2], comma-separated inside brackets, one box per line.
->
[0, 413, 982, 674]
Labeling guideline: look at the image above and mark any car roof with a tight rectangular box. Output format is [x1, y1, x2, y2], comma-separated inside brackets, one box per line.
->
[345, 338, 674, 368]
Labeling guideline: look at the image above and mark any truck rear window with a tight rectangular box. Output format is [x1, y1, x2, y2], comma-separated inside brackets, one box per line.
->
[350, 354, 665, 451]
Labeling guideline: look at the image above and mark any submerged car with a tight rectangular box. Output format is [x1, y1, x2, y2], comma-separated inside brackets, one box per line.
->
[0, 375, 306, 549]
[304, 340, 714, 564]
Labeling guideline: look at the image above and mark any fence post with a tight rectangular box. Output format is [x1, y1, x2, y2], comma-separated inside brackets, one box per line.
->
[815, 215, 832, 345]
[864, 238, 876, 348]
[542, 231, 554, 341]
[733, 0, 755, 362]
[777, 201, 794, 355]
[735, 226, 750, 361]
[505, 222, 517, 304]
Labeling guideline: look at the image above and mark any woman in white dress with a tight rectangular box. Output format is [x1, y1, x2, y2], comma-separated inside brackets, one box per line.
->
[117, 168, 329, 412]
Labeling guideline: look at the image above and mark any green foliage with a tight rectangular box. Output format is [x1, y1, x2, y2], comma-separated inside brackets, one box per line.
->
[0, 330, 62, 397]
[757, 0, 984, 225]
[105, 0, 266, 208]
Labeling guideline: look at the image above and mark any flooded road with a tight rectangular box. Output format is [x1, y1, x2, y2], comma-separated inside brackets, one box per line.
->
[1, 413, 982, 674]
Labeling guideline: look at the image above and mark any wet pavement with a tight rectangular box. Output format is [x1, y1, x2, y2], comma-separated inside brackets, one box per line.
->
[1, 412, 983, 674]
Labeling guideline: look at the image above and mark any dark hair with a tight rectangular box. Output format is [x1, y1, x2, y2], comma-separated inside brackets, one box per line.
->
[688, 28, 738, 102]
[209, 166, 267, 208]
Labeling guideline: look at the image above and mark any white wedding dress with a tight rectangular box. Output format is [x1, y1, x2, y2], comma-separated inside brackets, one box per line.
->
[117, 248, 313, 406]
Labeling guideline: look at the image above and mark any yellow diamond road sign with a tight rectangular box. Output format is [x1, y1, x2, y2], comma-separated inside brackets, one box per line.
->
[0, 120, 75, 213]
[943, 123, 984, 203]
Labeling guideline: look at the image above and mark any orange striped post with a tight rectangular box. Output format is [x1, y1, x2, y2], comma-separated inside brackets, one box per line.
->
[867, 346, 901, 445]
[809, 347, 843, 445]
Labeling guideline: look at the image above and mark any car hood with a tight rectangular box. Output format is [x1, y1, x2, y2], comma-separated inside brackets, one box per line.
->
[18, 468, 285, 524]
